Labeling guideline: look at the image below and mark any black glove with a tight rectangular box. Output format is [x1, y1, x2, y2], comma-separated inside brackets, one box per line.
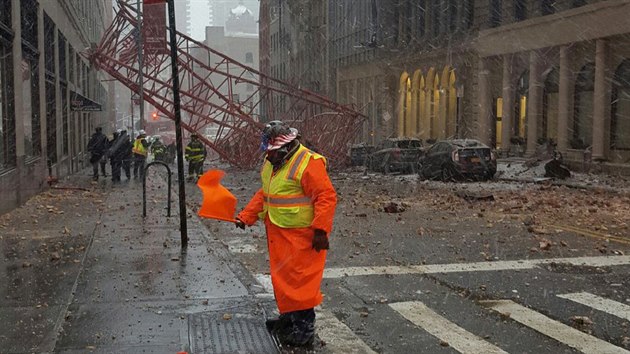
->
[312, 229, 329, 252]
[235, 218, 246, 230]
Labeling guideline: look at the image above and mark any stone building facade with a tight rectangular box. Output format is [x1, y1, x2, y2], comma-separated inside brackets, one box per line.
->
[260, 0, 630, 172]
[0, 0, 114, 214]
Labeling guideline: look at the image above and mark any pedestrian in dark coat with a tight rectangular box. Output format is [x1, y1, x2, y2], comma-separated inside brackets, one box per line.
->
[109, 130, 133, 182]
[87, 127, 108, 181]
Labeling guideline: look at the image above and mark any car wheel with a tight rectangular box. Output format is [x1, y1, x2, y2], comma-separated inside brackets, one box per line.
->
[441, 165, 454, 182]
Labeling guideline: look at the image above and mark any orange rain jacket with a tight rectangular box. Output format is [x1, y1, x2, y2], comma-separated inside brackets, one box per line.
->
[238, 157, 337, 313]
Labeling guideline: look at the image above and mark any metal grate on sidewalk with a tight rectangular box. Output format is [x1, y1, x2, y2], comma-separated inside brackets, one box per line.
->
[188, 312, 279, 354]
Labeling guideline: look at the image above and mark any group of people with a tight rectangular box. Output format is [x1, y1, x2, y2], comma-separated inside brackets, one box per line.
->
[87, 128, 206, 182]
[87, 128, 151, 182]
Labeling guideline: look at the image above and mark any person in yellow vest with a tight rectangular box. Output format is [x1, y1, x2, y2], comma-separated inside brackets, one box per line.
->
[235, 121, 337, 348]
[185, 133, 207, 181]
[132, 130, 149, 179]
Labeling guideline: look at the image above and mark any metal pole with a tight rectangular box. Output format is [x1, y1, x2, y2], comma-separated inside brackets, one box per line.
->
[136, 0, 145, 130]
[130, 91, 135, 139]
[167, 0, 188, 247]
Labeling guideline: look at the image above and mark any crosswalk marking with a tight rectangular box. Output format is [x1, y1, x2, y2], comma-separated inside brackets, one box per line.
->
[316, 309, 377, 354]
[557, 292, 630, 321]
[390, 301, 509, 354]
[323, 255, 630, 279]
[481, 300, 630, 354]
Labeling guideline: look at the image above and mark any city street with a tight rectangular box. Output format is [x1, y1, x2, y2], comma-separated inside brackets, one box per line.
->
[196, 165, 630, 353]
[2, 165, 630, 353]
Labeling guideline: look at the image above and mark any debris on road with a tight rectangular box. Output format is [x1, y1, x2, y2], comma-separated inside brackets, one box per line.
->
[382, 202, 406, 213]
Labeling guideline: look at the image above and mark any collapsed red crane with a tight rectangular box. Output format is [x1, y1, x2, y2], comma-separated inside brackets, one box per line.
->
[88, 0, 365, 169]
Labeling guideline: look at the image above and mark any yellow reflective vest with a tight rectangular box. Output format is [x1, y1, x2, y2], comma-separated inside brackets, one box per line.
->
[258, 144, 326, 228]
[132, 138, 147, 156]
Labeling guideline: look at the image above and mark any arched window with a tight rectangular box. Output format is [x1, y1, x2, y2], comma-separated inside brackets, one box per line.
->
[541, 0, 555, 15]
[514, 0, 527, 21]
[611, 60, 630, 150]
[489, 0, 502, 28]
[573, 63, 595, 149]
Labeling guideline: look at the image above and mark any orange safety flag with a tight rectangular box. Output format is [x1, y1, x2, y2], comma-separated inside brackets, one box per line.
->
[197, 169, 237, 222]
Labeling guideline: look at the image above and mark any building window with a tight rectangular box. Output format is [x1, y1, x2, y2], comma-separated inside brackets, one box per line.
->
[462, 0, 474, 29]
[541, 0, 556, 15]
[245, 52, 253, 63]
[611, 60, 630, 150]
[0, 38, 15, 170]
[22, 0, 40, 158]
[514, 0, 527, 21]
[416, 0, 426, 36]
[447, 0, 458, 32]
[44, 13, 57, 163]
[489, 0, 502, 28]
[431, 0, 441, 36]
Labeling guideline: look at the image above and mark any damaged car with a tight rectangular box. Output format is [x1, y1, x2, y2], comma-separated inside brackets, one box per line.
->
[419, 139, 496, 181]
[367, 138, 424, 174]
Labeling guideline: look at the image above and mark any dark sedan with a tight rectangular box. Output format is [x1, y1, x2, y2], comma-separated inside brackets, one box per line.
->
[419, 139, 496, 181]
[367, 138, 423, 174]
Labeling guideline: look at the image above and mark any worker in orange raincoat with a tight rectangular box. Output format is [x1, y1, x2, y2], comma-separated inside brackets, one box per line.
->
[235, 121, 337, 348]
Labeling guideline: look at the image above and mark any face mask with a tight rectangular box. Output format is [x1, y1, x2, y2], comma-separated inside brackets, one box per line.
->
[266, 146, 289, 166]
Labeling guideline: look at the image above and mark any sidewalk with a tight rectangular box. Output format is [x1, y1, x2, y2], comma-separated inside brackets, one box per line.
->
[0, 170, 278, 353]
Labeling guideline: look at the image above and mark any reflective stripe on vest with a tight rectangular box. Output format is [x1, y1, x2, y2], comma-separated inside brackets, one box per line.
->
[258, 144, 326, 228]
[133, 139, 147, 156]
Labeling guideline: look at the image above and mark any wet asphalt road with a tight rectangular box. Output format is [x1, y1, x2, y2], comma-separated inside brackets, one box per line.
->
[1, 165, 630, 353]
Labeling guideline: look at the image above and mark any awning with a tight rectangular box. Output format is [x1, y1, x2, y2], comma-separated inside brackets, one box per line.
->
[70, 91, 102, 112]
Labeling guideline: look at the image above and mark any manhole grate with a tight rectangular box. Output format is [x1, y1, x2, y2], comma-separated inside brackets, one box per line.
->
[188, 313, 279, 353]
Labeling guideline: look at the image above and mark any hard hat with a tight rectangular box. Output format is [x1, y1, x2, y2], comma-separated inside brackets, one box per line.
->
[139, 129, 146, 135]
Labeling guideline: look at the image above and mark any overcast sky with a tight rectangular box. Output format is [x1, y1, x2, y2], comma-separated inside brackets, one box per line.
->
[189, 0, 211, 40]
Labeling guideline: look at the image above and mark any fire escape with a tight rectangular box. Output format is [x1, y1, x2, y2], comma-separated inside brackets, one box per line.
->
[88, 0, 365, 168]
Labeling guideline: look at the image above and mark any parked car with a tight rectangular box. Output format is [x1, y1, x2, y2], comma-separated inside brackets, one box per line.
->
[367, 138, 424, 174]
[349, 143, 376, 166]
[419, 139, 496, 181]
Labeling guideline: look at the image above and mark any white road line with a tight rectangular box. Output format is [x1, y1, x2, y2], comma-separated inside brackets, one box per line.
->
[389, 301, 508, 354]
[481, 300, 630, 354]
[323, 255, 630, 279]
[557, 292, 630, 321]
[254, 273, 274, 294]
[316, 309, 377, 354]
[226, 238, 259, 253]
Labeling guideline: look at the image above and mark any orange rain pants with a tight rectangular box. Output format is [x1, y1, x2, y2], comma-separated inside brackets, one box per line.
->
[238, 158, 337, 313]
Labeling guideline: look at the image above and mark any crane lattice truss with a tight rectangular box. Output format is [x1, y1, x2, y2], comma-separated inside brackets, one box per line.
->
[88, 0, 365, 168]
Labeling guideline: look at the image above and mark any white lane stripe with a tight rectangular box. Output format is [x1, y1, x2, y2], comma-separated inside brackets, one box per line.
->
[254, 274, 274, 294]
[390, 301, 508, 354]
[481, 300, 630, 354]
[226, 238, 259, 253]
[557, 292, 630, 321]
[324, 255, 630, 279]
[316, 309, 377, 354]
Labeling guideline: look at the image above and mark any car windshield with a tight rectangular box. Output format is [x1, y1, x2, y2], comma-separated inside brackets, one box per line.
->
[397, 140, 422, 149]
